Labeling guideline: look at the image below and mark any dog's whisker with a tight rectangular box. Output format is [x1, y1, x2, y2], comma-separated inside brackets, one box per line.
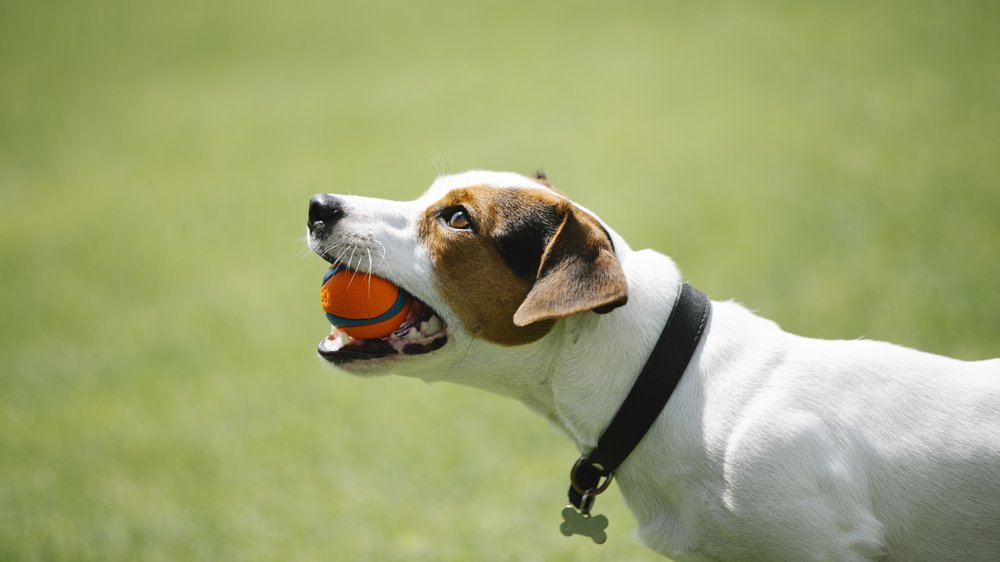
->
[373, 240, 391, 272]
[364, 248, 375, 298]
[296, 242, 317, 259]
[427, 147, 450, 178]
[339, 246, 362, 290]
[458, 332, 477, 365]
[329, 243, 349, 262]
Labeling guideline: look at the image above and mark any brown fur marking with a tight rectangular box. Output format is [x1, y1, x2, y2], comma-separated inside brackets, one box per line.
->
[419, 185, 627, 346]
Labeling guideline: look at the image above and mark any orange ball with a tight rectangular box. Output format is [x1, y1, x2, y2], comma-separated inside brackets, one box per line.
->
[321, 264, 412, 339]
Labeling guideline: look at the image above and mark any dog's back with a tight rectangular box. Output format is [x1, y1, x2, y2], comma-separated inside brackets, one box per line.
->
[863, 355, 1000, 560]
[679, 311, 1000, 560]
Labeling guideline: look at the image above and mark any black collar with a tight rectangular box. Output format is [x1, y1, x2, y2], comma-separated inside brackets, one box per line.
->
[567, 283, 711, 513]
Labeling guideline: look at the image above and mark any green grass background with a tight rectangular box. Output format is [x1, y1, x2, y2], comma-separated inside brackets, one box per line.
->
[2, 0, 998, 560]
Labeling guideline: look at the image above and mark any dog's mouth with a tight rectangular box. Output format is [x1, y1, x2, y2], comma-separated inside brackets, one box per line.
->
[317, 290, 449, 365]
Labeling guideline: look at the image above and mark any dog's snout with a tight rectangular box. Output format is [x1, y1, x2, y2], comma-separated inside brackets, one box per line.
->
[308, 194, 345, 232]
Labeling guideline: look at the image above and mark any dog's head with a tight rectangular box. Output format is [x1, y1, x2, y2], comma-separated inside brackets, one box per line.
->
[306, 171, 629, 381]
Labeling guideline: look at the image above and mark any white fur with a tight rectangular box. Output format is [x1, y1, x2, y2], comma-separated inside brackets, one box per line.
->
[309, 171, 1000, 561]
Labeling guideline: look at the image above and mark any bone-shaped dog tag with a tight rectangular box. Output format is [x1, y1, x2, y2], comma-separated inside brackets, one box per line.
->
[559, 506, 608, 544]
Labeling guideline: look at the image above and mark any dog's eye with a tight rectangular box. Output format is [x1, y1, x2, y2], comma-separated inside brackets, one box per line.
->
[444, 208, 473, 231]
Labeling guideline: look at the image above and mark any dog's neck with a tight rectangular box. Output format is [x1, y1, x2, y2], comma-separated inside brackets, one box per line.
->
[547, 248, 684, 448]
[405, 238, 686, 452]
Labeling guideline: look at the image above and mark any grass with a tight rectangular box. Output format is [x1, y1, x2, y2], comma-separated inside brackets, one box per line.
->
[1, 0, 998, 560]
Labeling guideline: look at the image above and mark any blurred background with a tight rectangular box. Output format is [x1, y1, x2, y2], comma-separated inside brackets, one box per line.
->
[2, 0, 997, 560]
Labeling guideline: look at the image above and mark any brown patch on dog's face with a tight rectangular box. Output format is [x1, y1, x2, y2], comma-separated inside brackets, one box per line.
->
[419, 185, 627, 346]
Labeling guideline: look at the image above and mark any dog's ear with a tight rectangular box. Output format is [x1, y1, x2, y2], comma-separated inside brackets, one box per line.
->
[513, 208, 628, 327]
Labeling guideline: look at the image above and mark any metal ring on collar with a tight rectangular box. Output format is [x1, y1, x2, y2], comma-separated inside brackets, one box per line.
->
[569, 456, 615, 496]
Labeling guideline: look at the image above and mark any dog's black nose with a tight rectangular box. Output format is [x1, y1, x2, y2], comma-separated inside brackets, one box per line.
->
[308, 194, 345, 232]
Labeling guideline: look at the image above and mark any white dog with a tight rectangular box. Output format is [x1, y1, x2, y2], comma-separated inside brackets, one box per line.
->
[306, 170, 1000, 561]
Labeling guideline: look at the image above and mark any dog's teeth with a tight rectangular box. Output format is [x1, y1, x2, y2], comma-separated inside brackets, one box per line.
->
[419, 321, 430, 335]
[322, 333, 348, 352]
[427, 315, 442, 334]
[406, 327, 419, 340]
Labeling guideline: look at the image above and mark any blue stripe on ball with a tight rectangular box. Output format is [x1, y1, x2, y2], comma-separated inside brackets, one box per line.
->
[325, 289, 411, 328]
[321, 263, 348, 285]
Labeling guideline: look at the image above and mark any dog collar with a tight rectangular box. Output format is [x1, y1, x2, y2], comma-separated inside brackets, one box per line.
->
[560, 283, 711, 544]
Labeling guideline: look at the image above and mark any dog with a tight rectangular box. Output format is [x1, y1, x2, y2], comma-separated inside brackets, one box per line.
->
[306, 170, 1000, 561]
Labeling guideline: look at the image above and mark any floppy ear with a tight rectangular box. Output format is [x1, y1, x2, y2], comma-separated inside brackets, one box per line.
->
[513, 209, 628, 327]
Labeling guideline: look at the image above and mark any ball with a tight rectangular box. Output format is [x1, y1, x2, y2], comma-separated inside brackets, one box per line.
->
[320, 263, 412, 339]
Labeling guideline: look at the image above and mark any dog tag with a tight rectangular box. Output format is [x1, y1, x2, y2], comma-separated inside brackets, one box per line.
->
[559, 506, 608, 544]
